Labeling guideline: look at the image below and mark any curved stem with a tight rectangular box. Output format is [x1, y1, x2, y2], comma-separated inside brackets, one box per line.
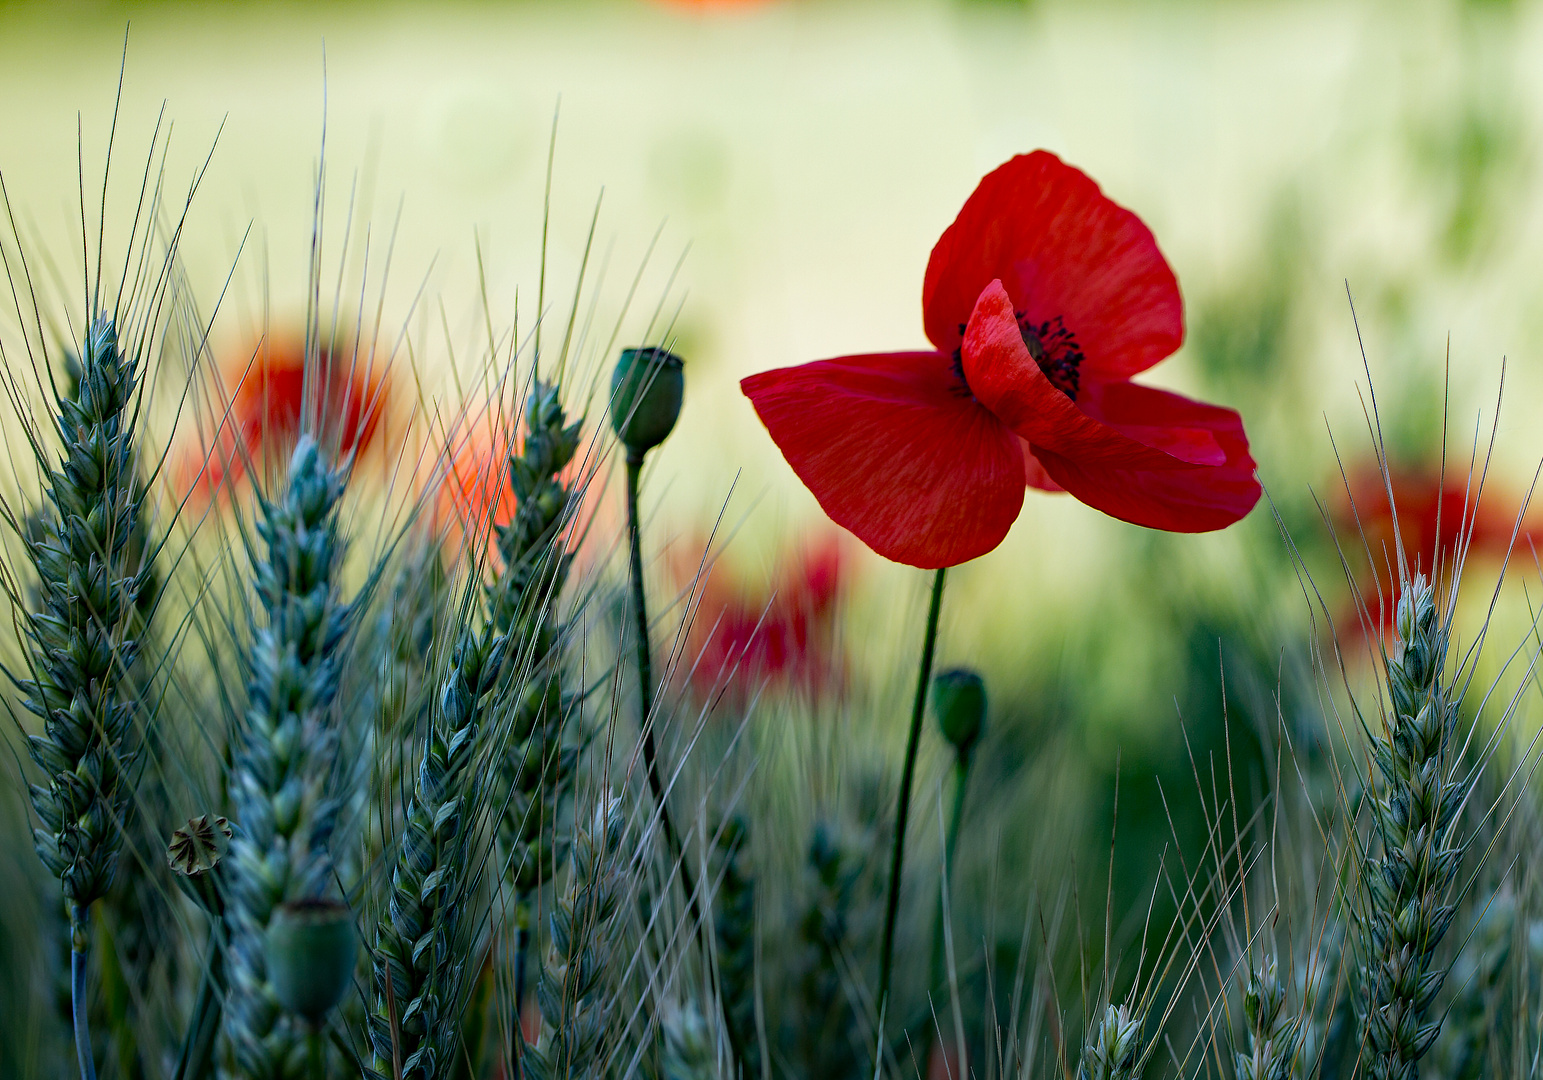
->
[877, 567, 948, 1035]
[624, 455, 709, 934]
[71, 904, 97, 1080]
[625, 454, 677, 853]
[625, 452, 744, 1072]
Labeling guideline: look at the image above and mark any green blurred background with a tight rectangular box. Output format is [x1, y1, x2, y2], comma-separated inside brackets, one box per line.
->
[4, 0, 1543, 1023]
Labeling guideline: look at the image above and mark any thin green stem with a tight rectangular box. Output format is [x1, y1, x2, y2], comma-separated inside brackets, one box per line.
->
[625, 454, 678, 855]
[71, 905, 97, 1080]
[929, 757, 972, 1003]
[307, 1026, 324, 1080]
[877, 567, 948, 1035]
[625, 452, 745, 1074]
[172, 921, 225, 1080]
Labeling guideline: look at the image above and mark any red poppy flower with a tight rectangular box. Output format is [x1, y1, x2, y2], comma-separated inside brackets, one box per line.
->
[741, 152, 1260, 569]
[674, 532, 847, 703]
[180, 337, 389, 502]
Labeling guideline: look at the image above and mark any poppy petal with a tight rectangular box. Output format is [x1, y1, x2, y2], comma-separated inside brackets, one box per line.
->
[1029, 380, 1261, 532]
[1021, 441, 1064, 492]
[742, 351, 1025, 568]
[923, 151, 1183, 380]
[961, 281, 1204, 470]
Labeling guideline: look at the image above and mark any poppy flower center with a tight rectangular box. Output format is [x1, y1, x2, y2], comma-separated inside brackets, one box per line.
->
[948, 310, 1085, 402]
[1017, 312, 1083, 399]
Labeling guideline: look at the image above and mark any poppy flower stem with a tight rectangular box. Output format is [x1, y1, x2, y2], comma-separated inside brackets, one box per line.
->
[623, 454, 711, 960]
[877, 566, 948, 1036]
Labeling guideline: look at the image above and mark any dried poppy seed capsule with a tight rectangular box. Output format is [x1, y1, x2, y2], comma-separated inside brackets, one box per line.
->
[265, 899, 357, 1023]
[611, 346, 684, 458]
[167, 814, 233, 915]
[931, 668, 986, 758]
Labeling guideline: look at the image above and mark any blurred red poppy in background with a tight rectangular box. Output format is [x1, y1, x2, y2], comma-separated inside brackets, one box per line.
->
[430, 403, 603, 569]
[438, 415, 519, 535]
[1333, 462, 1540, 635]
[742, 151, 1259, 570]
[673, 532, 848, 704]
[179, 336, 389, 503]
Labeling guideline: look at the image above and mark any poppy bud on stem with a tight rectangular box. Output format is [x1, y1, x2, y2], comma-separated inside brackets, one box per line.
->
[611, 346, 684, 460]
[611, 348, 691, 871]
[266, 899, 357, 1025]
[612, 347, 744, 1063]
[925, 669, 985, 1064]
[266, 899, 357, 1080]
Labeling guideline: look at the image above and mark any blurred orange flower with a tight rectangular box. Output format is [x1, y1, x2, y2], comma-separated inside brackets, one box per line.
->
[673, 532, 848, 704]
[1334, 462, 1539, 634]
[437, 415, 519, 535]
[428, 404, 603, 568]
[178, 336, 389, 503]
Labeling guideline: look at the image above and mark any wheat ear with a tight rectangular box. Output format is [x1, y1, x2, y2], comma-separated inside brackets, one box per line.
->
[489, 378, 582, 897]
[1357, 574, 1468, 1079]
[365, 617, 492, 1080]
[1233, 953, 1298, 1080]
[522, 794, 629, 1080]
[14, 315, 155, 1080]
[1076, 1003, 1144, 1080]
[222, 436, 356, 1079]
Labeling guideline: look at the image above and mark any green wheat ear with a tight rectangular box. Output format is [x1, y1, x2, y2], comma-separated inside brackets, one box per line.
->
[365, 378, 582, 1079]
[491, 376, 584, 896]
[19, 314, 153, 933]
[223, 435, 356, 1079]
[1357, 573, 1469, 1080]
[1234, 953, 1299, 1080]
[366, 622, 492, 1080]
[1077, 1003, 1144, 1080]
[523, 794, 629, 1080]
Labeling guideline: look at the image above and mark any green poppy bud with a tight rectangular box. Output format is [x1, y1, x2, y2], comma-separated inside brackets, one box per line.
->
[167, 814, 233, 915]
[931, 668, 986, 758]
[611, 347, 684, 458]
[266, 898, 358, 1023]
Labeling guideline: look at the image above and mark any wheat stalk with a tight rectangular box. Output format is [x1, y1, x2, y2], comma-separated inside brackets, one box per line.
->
[364, 608, 491, 1079]
[365, 377, 584, 1080]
